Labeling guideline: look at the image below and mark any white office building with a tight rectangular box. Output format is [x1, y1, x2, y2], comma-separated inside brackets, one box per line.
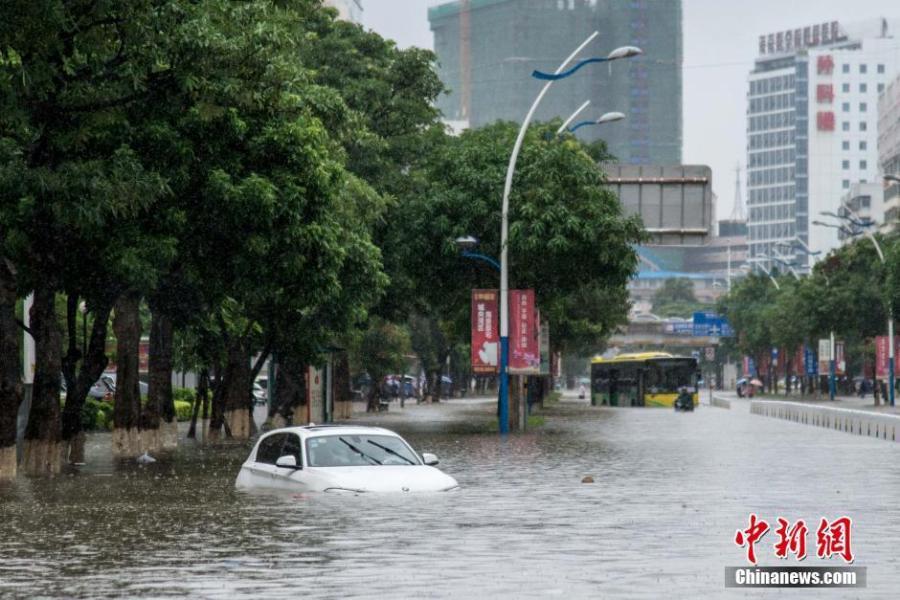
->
[746, 20, 900, 271]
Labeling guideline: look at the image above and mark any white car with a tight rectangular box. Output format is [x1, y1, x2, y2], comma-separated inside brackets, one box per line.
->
[235, 425, 459, 493]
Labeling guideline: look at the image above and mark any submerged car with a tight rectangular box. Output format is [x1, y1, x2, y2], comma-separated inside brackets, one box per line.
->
[235, 425, 459, 493]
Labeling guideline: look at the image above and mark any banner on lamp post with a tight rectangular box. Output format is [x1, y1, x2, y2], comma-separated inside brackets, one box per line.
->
[539, 318, 550, 375]
[471, 289, 499, 374]
[875, 336, 900, 378]
[509, 289, 540, 374]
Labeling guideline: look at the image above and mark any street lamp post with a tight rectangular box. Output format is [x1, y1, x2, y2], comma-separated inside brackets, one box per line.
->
[497, 33, 641, 434]
[817, 209, 893, 405]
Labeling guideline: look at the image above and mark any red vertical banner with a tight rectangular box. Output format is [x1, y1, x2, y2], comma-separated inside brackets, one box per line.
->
[876, 336, 889, 378]
[471, 289, 499, 374]
[509, 289, 540, 374]
[835, 341, 846, 375]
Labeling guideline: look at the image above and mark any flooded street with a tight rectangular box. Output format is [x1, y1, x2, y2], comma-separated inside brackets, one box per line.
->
[2, 395, 900, 599]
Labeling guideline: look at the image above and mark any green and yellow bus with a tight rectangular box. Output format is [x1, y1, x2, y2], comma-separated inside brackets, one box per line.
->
[590, 352, 699, 407]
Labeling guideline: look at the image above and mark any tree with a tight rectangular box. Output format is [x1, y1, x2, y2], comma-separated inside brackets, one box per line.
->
[651, 278, 706, 318]
[395, 121, 645, 357]
[354, 319, 411, 412]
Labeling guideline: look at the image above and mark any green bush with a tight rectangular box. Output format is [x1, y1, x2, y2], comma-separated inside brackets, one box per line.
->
[81, 398, 114, 431]
[174, 400, 193, 422]
[173, 388, 196, 404]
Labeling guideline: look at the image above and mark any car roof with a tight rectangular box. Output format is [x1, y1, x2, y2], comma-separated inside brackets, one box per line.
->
[258, 424, 399, 440]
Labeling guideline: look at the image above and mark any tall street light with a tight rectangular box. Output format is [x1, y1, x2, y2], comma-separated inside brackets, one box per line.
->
[818, 207, 893, 406]
[568, 111, 626, 133]
[497, 33, 642, 434]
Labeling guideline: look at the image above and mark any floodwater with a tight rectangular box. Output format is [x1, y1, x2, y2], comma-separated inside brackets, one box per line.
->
[2, 394, 900, 599]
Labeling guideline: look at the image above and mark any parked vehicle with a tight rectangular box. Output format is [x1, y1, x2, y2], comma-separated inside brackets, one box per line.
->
[100, 373, 148, 396]
[252, 382, 267, 406]
[235, 425, 458, 493]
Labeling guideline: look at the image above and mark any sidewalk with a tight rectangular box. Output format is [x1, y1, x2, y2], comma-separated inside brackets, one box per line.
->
[717, 389, 900, 414]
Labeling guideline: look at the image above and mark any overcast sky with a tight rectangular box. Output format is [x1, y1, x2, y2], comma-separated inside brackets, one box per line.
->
[361, 0, 900, 217]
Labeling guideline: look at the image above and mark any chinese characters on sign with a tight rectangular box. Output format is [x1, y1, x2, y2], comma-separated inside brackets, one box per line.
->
[470, 289, 499, 374]
[735, 515, 854, 565]
[759, 21, 845, 56]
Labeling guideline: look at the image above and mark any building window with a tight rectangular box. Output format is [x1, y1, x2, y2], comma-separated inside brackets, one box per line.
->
[878, 83, 885, 93]
[860, 83, 867, 93]
[843, 179, 850, 189]
[842, 121, 850, 131]
[842, 64, 850, 73]
[842, 101, 850, 112]
[842, 83, 850, 93]
[860, 160, 867, 169]
[878, 64, 885, 74]
[860, 140, 867, 150]
[842, 160, 850, 169]
[860, 64, 867, 74]
[860, 121, 867, 131]
[842, 141, 850, 150]
[860, 102, 867, 112]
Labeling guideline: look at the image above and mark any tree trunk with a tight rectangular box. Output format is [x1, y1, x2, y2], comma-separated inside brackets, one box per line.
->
[270, 350, 305, 428]
[22, 284, 64, 476]
[211, 339, 252, 440]
[208, 361, 226, 441]
[333, 352, 352, 420]
[188, 368, 208, 439]
[111, 294, 143, 457]
[0, 260, 21, 481]
[147, 309, 176, 449]
[60, 300, 112, 464]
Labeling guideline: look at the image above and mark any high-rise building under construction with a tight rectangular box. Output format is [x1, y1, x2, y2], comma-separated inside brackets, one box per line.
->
[428, 0, 682, 164]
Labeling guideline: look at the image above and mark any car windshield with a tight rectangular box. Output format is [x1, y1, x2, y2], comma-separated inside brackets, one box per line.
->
[306, 434, 421, 467]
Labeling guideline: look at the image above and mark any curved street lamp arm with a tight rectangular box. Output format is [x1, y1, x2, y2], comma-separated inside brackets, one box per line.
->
[461, 251, 501, 272]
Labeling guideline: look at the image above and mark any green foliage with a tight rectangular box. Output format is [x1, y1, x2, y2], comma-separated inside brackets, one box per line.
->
[354, 318, 411, 385]
[172, 388, 196, 405]
[651, 278, 707, 318]
[173, 400, 192, 422]
[393, 121, 645, 354]
[720, 234, 895, 376]
[80, 398, 113, 432]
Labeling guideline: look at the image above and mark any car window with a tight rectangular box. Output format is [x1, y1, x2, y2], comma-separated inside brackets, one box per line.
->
[306, 434, 421, 467]
[281, 433, 303, 465]
[256, 433, 286, 464]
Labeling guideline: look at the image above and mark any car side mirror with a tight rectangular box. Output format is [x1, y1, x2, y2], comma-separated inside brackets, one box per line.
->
[275, 455, 301, 469]
[422, 452, 439, 466]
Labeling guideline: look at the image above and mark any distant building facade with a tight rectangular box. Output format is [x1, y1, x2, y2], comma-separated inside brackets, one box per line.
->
[879, 73, 900, 234]
[746, 20, 900, 272]
[428, 0, 682, 164]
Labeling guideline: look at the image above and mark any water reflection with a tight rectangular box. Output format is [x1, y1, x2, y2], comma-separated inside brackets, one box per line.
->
[2, 397, 900, 598]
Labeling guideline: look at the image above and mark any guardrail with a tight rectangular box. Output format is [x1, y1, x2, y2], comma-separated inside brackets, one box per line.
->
[710, 395, 731, 409]
[750, 400, 900, 442]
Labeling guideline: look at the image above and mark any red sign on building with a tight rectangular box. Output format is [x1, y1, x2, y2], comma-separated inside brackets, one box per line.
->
[816, 83, 833, 103]
[470, 289, 499, 374]
[816, 111, 835, 131]
[509, 289, 540, 374]
[817, 55, 834, 75]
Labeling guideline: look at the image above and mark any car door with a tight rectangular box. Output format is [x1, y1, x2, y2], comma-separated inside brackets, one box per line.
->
[248, 433, 287, 486]
[272, 432, 307, 489]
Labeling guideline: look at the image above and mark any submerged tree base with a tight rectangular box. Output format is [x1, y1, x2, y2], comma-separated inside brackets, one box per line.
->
[140, 428, 161, 454]
[66, 431, 87, 465]
[161, 420, 178, 449]
[21, 440, 63, 476]
[224, 409, 250, 440]
[0, 445, 15, 481]
[112, 427, 142, 458]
